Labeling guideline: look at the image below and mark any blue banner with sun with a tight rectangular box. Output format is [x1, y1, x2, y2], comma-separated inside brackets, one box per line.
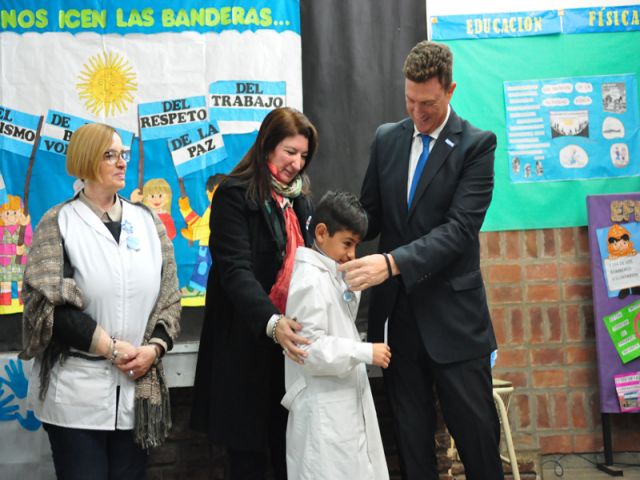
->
[0, 0, 302, 313]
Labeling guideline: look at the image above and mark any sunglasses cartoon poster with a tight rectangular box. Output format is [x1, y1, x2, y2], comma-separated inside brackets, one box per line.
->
[597, 222, 640, 299]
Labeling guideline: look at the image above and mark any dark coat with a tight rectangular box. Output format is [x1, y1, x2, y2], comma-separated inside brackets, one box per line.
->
[190, 178, 313, 451]
[361, 110, 497, 363]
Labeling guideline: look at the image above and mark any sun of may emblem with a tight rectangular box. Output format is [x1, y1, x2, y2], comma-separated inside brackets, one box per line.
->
[76, 51, 138, 117]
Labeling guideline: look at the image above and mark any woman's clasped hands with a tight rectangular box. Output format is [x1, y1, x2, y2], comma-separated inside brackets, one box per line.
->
[110, 340, 161, 381]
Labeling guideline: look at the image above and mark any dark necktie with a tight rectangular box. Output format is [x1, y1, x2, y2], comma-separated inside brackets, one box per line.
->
[408, 134, 431, 208]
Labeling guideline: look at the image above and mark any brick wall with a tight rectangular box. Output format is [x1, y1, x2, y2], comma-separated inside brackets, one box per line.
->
[480, 227, 640, 466]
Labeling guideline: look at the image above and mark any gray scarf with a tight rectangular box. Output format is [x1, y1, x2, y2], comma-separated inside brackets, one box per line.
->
[271, 174, 303, 199]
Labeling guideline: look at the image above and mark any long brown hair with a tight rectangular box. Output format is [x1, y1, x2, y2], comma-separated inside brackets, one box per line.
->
[228, 107, 318, 203]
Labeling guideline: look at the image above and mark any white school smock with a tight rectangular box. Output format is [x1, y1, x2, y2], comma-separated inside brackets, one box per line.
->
[28, 198, 162, 430]
[282, 247, 389, 480]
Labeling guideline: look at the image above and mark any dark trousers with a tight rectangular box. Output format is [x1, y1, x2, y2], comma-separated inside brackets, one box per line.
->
[384, 295, 504, 480]
[44, 423, 147, 480]
[228, 350, 288, 480]
[227, 412, 287, 480]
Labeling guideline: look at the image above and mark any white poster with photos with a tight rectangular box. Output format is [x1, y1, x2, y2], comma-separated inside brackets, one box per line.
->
[504, 73, 639, 183]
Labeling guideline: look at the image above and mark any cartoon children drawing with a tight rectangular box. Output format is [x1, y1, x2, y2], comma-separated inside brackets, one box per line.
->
[0, 195, 32, 306]
[607, 224, 640, 299]
[130, 178, 177, 240]
[178, 174, 224, 297]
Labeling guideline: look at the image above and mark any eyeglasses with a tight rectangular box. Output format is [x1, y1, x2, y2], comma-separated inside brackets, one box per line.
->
[103, 149, 131, 164]
[609, 235, 630, 244]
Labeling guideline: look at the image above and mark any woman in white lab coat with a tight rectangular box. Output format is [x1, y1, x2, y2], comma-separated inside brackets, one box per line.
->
[20, 123, 181, 479]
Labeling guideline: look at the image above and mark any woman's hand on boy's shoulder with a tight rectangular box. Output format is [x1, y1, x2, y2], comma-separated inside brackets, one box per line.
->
[277, 315, 311, 365]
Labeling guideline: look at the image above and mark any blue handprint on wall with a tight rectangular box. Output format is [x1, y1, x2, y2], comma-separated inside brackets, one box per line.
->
[2, 358, 28, 399]
[0, 358, 41, 431]
[0, 386, 19, 420]
[15, 409, 40, 431]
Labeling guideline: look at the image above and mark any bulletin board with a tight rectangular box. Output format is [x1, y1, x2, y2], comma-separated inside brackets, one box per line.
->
[0, 0, 303, 314]
[428, 0, 640, 231]
[587, 193, 640, 413]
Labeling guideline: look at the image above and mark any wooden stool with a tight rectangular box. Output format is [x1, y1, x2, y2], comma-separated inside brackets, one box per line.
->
[493, 378, 520, 480]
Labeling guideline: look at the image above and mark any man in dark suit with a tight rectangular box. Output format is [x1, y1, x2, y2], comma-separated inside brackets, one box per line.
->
[341, 41, 504, 480]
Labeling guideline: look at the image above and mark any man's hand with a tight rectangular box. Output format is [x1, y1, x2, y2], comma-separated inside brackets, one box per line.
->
[339, 254, 396, 291]
[276, 316, 311, 365]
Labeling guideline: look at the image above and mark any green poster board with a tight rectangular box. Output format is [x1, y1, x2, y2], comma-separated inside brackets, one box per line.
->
[603, 300, 640, 364]
[445, 31, 640, 231]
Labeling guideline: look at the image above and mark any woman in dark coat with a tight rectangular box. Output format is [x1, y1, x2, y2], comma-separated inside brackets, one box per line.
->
[191, 107, 319, 479]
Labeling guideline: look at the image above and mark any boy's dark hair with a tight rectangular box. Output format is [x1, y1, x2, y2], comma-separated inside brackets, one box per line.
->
[311, 191, 368, 238]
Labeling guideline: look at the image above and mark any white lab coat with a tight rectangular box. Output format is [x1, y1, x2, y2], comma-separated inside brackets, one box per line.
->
[28, 199, 162, 430]
[282, 247, 388, 480]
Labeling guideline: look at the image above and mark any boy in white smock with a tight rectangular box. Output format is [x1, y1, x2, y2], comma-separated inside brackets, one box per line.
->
[281, 191, 391, 480]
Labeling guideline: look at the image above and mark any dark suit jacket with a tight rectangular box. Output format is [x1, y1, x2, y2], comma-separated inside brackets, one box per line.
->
[191, 178, 313, 450]
[361, 109, 497, 364]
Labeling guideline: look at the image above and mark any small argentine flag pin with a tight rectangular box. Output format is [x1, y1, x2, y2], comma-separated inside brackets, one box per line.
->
[445, 138, 455, 148]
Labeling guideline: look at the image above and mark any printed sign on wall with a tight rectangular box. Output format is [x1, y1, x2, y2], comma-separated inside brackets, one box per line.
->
[505, 74, 640, 183]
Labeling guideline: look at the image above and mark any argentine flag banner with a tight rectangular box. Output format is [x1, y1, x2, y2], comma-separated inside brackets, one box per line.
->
[40, 110, 134, 157]
[209, 80, 287, 133]
[139, 96, 210, 141]
[0, 0, 303, 313]
[168, 122, 227, 178]
[0, 106, 41, 158]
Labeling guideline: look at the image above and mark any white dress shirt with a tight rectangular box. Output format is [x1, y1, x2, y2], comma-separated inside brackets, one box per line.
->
[407, 105, 451, 202]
